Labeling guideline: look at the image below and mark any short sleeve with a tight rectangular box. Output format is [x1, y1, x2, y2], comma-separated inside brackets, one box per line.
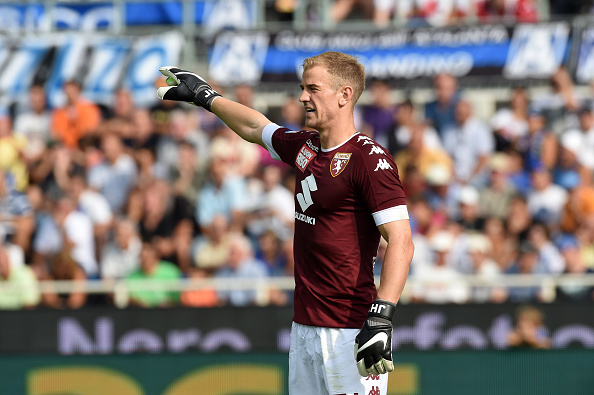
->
[262, 123, 317, 168]
[353, 141, 408, 226]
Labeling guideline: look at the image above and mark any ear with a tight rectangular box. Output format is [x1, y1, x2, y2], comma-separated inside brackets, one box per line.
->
[338, 86, 354, 107]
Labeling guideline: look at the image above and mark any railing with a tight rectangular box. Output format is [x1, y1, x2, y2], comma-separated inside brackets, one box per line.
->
[4, 273, 594, 308]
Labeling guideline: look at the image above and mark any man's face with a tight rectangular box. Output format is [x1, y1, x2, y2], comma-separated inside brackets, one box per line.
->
[299, 66, 343, 131]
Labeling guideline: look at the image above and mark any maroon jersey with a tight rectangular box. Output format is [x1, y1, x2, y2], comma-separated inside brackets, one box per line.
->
[263, 124, 408, 328]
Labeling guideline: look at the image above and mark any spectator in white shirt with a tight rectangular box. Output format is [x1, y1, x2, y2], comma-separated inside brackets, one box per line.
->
[13, 85, 51, 164]
[32, 194, 98, 278]
[441, 100, 494, 185]
[527, 165, 568, 226]
[100, 217, 141, 280]
[87, 132, 138, 214]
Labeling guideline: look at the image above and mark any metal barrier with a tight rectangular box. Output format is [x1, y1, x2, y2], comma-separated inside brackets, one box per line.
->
[4, 273, 594, 307]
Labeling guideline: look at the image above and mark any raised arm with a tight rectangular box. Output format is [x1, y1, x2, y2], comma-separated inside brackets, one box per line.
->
[157, 67, 271, 146]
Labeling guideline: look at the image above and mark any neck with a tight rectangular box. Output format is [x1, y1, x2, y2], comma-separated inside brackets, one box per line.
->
[318, 114, 357, 150]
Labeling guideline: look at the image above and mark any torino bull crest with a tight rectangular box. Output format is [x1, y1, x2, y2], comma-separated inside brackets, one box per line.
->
[331, 153, 352, 177]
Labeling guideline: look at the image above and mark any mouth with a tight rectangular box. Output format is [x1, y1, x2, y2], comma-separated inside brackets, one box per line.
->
[305, 108, 315, 114]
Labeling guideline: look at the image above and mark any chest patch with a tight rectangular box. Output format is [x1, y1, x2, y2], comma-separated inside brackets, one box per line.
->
[295, 144, 317, 172]
[330, 152, 352, 177]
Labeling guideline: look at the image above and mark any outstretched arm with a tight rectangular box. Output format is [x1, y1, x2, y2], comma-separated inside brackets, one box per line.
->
[157, 67, 271, 147]
[210, 97, 269, 147]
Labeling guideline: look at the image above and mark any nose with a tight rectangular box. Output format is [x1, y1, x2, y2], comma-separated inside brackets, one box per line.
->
[299, 89, 309, 104]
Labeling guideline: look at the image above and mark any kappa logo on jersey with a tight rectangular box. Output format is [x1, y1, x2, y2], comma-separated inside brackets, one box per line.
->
[357, 135, 374, 146]
[330, 152, 352, 177]
[374, 158, 393, 171]
[369, 145, 385, 155]
[295, 144, 317, 172]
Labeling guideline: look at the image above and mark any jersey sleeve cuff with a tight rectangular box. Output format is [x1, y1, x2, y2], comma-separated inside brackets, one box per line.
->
[372, 205, 409, 226]
[262, 123, 282, 161]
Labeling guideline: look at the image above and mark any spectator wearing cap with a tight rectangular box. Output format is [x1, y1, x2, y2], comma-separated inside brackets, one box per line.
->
[51, 80, 101, 149]
[553, 131, 586, 189]
[410, 230, 470, 304]
[465, 234, 507, 303]
[441, 100, 494, 185]
[490, 87, 530, 152]
[457, 185, 485, 232]
[527, 164, 568, 226]
[555, 235, 594, 301]
[559, 106, 594, 171]
[515, 108, 557, 171]
[527, 222, 565, 274]
[505, 241, 544, 303]
[479, 154, 518, 220]
[424, 164, 458, 217]
[425, 73, 460, 139]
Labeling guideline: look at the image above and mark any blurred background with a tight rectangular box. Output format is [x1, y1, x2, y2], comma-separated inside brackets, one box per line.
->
[0, 0, 594, 394]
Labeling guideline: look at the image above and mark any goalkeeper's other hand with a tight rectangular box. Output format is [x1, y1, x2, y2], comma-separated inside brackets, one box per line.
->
[157, 66, 221, 112]
[354, 299, 396, 376]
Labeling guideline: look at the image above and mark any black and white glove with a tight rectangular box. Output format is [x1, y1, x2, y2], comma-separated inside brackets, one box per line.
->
[354, 299, 396, 376]
[157, 66, 221, 112]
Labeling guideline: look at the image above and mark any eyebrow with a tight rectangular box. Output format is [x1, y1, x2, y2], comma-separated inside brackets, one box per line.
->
[300, 83, 320, 90]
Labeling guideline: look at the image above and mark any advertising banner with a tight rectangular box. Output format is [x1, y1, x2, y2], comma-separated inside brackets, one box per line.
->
[0, 32, 183, 108]
[1, 304, 593, 355]
[204, 22, 572, 85]
[0, 350, 592, 395]
[575, 26, 594, 83]
[0, 1, 257, 32]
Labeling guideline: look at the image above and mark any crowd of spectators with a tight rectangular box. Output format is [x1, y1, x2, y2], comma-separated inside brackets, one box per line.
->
[271, 0, 546, 28]
[1, 64, 594, 310]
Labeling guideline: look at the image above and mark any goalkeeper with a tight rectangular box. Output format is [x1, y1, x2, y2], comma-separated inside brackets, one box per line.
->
[157, 51, 414, 395]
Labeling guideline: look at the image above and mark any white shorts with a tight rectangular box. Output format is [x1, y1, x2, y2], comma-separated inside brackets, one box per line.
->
[289, 322, 389, 395]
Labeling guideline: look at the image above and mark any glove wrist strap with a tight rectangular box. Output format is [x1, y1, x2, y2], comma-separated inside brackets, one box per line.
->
[193, 87, 222, 112]
[368, 299, 396, 321]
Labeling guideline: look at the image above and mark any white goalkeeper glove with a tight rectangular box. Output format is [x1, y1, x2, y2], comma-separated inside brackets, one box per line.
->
[354, 299, 395, 376]
[157, 66, 221, 112]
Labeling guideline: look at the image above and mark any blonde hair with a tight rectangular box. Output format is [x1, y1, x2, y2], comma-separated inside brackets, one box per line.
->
[302, 51, 365, 105]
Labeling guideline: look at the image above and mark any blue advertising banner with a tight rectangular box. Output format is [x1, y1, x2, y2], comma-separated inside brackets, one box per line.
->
[0, 1, 257, 32]
[205, 22, 572, 85]
[0, 32, 183, 108]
